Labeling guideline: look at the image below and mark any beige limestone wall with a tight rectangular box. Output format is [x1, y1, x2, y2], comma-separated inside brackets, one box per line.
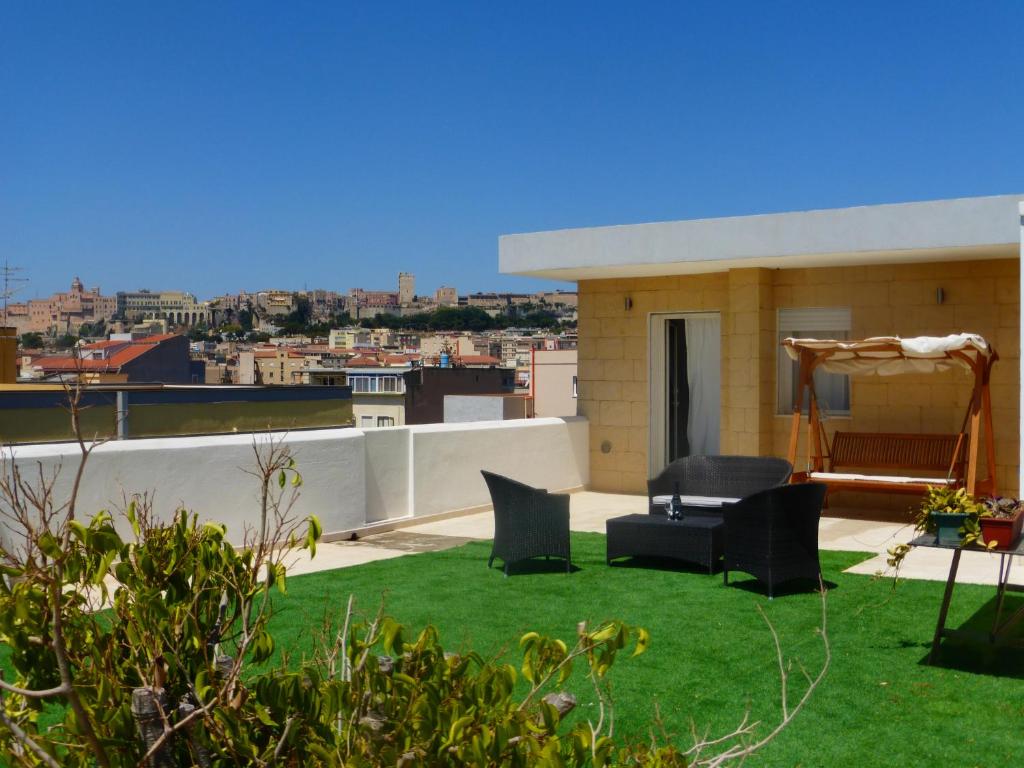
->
[771, 259, 1019, 505]
[577, 274, 728, 494]
[578, 257, 1019, 501]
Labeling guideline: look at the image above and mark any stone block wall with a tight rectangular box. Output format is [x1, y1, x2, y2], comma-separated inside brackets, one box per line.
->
[577, 257, 1020, 502]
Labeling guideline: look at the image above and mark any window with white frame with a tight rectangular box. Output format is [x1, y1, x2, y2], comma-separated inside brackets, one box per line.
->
[350, 374, 404, 394]
[572, 375, 578, 398]
[360, 415, 374, 427]
[777, 308, 851, 416]
[376, 416, 395, 427]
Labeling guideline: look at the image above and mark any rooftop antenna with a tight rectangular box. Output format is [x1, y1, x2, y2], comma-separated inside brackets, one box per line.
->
[1, 260, 28, 326]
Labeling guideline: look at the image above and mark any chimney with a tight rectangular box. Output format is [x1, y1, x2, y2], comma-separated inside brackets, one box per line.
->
[0, 327, 16, 384]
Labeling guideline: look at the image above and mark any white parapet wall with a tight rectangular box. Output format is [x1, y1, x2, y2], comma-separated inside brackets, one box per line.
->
[363, 426, 411, 524]
[2, 429, 367, 545]
[409, 416, 589, 519]
[2, 417, 589, 545]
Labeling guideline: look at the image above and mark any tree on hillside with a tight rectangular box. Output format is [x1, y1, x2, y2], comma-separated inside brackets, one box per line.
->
[357, 307, 500, 333]
[19, 332, 43, 349]
[238, 303, 255, 332]
[54, 333, 78, 350]
[77, 320, 107, 338]
[289, 296, 312, 326]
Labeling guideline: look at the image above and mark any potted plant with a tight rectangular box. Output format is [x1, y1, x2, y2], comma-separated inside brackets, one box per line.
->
[913, 486, 986, 545]
[887, 487, 1000, 578]
[978, 496, 1024, 550]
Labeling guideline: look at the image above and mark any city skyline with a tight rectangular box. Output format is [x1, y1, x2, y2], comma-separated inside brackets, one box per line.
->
[6, 3, 1024, 298]
[3, 269, 574, 305]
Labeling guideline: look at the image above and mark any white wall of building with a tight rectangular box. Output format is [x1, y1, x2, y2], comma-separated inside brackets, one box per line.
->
[3, 417, 589, 545]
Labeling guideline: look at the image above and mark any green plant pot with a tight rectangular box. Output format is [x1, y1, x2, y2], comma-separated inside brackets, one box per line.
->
[931, 512, 968, 546]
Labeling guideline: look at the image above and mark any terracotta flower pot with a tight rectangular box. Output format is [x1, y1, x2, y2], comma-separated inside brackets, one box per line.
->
[980, 510, 1024, 550]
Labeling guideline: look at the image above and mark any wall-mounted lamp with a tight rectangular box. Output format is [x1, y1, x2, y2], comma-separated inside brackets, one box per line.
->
[936, 287, 945, 305]
[624, 296, 633, 311]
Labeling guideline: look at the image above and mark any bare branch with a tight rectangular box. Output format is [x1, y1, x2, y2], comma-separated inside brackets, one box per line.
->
[0, 679, 69, 699]
[271, 716, 297, 763]
[689, 582, 831, 768]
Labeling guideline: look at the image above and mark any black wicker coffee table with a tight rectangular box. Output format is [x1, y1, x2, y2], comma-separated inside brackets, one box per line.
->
[606, 513, 724, 574]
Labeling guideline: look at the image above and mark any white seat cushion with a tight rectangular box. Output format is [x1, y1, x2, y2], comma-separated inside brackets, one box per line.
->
[809, 471, 956, 486]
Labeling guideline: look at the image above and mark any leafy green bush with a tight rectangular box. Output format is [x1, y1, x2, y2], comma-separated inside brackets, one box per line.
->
[0, 492, 674, 765]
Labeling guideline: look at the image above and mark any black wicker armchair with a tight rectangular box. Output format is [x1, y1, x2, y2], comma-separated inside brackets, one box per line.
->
[722, 482, 827, 598]
[481, 470, 571, 576]
[647, 455, 792, 514]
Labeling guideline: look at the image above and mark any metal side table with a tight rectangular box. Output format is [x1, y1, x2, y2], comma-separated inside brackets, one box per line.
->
[911, 534, 1024, 663]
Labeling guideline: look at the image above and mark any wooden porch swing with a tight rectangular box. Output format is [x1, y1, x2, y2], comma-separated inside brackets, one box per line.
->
[783, 334, 999, 497]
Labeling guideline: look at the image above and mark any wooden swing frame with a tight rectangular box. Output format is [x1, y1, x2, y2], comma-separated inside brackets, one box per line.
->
[784, 337, 999, 497]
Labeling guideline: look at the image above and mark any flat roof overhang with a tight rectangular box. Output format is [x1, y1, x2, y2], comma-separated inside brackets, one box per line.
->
[499, 194, 1023, 281]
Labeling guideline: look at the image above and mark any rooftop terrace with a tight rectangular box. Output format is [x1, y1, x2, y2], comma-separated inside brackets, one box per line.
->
[3, 417, 1023, 765]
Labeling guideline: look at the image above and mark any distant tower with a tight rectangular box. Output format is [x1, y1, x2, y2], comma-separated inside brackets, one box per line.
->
[435, 285, 457, 306]
[71, 276, 83, 294]
[398, 272, 415, 305]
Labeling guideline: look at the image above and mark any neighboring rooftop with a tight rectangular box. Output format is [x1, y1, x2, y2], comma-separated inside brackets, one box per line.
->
[29, 334, 180, 373]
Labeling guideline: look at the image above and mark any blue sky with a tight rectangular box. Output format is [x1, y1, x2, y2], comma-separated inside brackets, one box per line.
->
[4, 2, 1022, 300]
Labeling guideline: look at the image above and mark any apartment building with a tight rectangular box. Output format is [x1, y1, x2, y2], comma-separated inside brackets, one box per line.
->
[329, 328, 372, 350]
[346, 365, 411, 427]
[235, 347, 307, 385]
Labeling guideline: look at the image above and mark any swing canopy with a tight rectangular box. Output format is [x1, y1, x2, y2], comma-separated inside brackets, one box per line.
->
[782, 333, 994, 377]
[782, 334, 998, 497]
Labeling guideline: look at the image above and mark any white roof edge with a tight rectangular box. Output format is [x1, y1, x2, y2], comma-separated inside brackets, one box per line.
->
[499, 194, 1024, 280]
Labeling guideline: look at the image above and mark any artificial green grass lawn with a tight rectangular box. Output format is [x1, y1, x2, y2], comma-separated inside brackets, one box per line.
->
[3, 533, 1021, 767]
[268, 533, 1024, 768]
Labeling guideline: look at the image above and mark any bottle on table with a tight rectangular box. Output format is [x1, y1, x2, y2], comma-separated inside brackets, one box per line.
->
[670, 481, 683, 520]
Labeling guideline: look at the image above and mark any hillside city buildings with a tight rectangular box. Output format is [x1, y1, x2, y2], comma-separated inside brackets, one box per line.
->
[5, 277, 116, 336]
[7, 271, 580, 443]
[8, 272, 578, 339]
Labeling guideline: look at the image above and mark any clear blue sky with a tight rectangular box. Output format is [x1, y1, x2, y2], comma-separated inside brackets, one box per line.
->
[4, 1, 1022, 300]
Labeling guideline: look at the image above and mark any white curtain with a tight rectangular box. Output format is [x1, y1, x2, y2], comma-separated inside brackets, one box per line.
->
[684, 316, 721, 455]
